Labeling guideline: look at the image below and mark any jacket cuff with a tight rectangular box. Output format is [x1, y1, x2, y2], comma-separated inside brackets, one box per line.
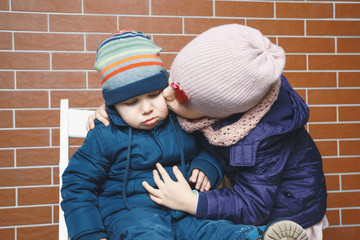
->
[78, 231, 107, 240]
[190, 159, 220, 188]
[196, 192, 208, 219]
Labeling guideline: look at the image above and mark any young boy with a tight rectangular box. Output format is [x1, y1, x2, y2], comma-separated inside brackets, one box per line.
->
[61, 29, 308, 240]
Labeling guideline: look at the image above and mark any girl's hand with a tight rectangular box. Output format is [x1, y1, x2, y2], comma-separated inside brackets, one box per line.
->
[86, 103, 109, 130]
[189, 169, 211, 192]
[142, 163, 198, 215]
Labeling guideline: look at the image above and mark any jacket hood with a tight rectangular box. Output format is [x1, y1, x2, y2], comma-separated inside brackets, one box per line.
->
[229, 75, 309, 167]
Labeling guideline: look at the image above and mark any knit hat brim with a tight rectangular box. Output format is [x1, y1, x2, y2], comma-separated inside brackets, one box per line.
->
[103, 70, 169, 106]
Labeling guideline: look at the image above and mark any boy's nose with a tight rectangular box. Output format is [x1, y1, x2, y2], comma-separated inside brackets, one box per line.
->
[141, 101, 153, 114]
[163, 86, 175, 101]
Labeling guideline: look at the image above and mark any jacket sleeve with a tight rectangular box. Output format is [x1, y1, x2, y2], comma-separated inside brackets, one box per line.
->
[61, 127, 110, 240]
[189, 151, 224, 189]
[196, 134, 290, 225]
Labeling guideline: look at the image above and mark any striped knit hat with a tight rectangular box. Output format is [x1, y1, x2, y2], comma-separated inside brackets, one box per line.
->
[95, 29, 168, 106]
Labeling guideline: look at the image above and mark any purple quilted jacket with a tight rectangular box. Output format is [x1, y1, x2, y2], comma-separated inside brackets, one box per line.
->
[196, 75, 327, 229]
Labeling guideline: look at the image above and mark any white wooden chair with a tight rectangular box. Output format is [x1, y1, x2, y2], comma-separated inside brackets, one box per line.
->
[59, 99, 95, 240]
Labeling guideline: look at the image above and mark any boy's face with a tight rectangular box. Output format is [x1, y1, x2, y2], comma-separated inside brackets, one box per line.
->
[162, 77, 205, 119]
[114, 90, 169, 130]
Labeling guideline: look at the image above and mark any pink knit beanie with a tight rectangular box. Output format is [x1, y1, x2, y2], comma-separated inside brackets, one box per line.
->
[170, 24, 286, 118]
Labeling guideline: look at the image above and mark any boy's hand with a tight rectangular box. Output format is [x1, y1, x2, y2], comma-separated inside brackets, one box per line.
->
[142, 163, 198, 215]
[190, 169, 211, 192]
[86, 103, 109, 130]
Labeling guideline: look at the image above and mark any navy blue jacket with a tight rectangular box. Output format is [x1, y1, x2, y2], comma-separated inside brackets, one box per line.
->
[61, 109, 223, 240]
[196, 75, 327, 228]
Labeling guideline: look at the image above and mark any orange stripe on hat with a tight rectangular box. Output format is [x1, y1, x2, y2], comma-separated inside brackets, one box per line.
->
[101, 61, 164, 85]
[100, 54, 161, 76]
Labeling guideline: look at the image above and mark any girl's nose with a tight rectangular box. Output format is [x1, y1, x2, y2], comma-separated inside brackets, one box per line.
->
[162, 85, 175, 101]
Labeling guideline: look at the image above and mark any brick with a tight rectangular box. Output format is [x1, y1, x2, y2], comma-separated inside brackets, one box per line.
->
[216, 1, 273, 18]
[0, 91, 48, 108]
[340, 140, 360, 156]
[0, 32, 12, 50]
[325, 175, 339, 191]
[339, 106, 360, 121]
[0, 207, 52, 227]
[52, 53, 96, 70]
[51, 90, 103, 108]
[0, 168, 51, 187]
[308, 89, 360, 105]
[0, 52, 50, 70]
[339, 72, 360, 87]
[84, 0, 148, 15]
[152, 0, 212, 16]
[327, 191, 360, 208]
[50, 14, 117, 33]
[88, 71, 102, 89]
[17, 225, 58, 240]
[17, 71, 86, 89]
[284, 55, 307, 70]
[153, 35, 196, 53]
[336, 3, 360, 18]
[0, 228, 14, 240]
[0, 189, 15, 207]
[284, 72, 336, 88]
[323, 157, 360, 174]
[14, 33, 84, 51]
[160, 53, 176, 71]
[53, 167, 59, 185]
[323, 226, 360, 240]
[278, 37, 335, 53]
[309, 55, 360, 70]
[342, 174, 360, 190]
[307, 20, 360, 36]
[86, 33, 108, 51]
[12, 0, 81, 13]
[277, 3, 332, 18]
[18, 187, 58, 205]
[247, 20, 304, 36]
[118, 16, 183, 34]
[0, 110, 13, 128]
[15, 110, 59, 128]
[0, 150, 14, 167]
[308, 123, 360, 139]
[309, 107, 336, 122]
[17, 148, 59, 166]
[184, 18, 245, 34]
[342, 209, 360, 225]
[337, 38, 360, 53]
[325, 209, 340, 226]
[0, 71, 15, 89]
[0, 129, 49, 148]
[0, 12, 47, 31]
[0, 0, 9, 10]
[315, 141, 337, 157]
[294, 89, 306, 102]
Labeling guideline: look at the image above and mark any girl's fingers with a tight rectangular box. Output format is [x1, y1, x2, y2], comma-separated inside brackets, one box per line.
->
[142, 181, 159, 196]
[156, 163, 172, 182]
[173, 165, 187, 182]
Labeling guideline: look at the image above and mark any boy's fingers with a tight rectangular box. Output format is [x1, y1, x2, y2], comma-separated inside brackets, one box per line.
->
[190, 169, 199, 182]
[196, 171, 206, 189]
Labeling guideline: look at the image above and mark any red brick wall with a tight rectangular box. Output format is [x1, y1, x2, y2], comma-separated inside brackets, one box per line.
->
[0, 0, 359, 239]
